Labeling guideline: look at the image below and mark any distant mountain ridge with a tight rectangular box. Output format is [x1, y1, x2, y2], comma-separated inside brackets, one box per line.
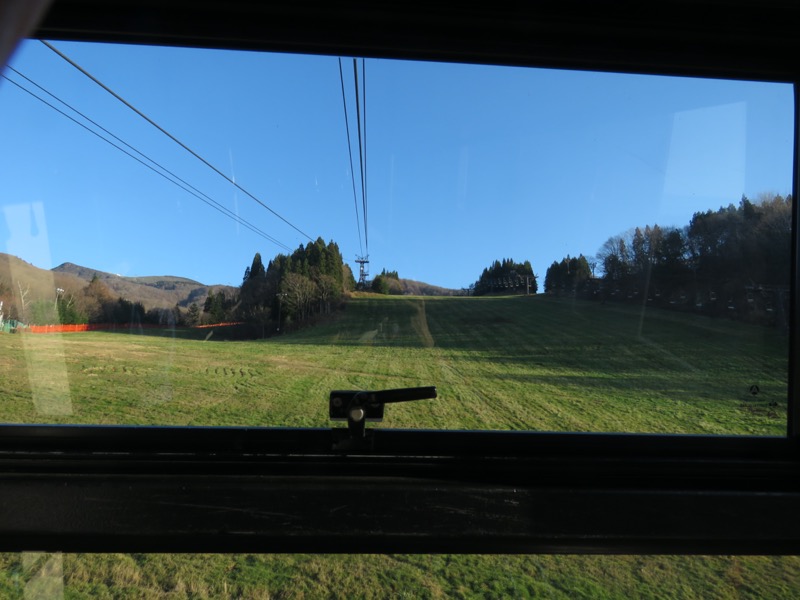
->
[398, 278, 458, 296]
[0, 253, 234, 311]
[53, 262, 205, 287]
[2, 254, 454, 315]
[51, 261, 235, 309]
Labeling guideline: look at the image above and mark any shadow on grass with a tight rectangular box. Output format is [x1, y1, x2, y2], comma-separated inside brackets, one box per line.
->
[88, 297, 790, 367]
[89, 323, 263, 342]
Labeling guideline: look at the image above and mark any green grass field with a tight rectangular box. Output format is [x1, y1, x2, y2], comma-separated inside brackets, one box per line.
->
[4, 552, 800, 599]
[0, 294, 789, 433]
[0, 295, 796, 597]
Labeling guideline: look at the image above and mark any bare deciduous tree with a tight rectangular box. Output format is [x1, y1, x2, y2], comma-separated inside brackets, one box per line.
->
[16, 281, 29, 322]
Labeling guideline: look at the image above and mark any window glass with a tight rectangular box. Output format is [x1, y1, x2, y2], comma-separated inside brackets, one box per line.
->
[0, 41, 793, 433]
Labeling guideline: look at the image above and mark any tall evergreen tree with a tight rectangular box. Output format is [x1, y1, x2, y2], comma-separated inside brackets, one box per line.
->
[473, 258, 537, 296]
[591, 193, 792, 324]
[237, 238, 353, 334]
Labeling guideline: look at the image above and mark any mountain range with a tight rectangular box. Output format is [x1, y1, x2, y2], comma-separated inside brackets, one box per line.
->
[0, 253, 234, 310]
[0, 253, 459, 318]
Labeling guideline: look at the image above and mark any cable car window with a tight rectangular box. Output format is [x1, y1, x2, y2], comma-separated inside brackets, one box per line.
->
[2, 1, 800, 593]
[0, 40, 793, 435]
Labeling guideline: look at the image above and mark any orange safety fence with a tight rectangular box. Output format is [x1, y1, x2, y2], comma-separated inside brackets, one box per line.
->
[21, 322, 245, 333]
[25, 323, 153, 333]
[25, 324, 91, 333]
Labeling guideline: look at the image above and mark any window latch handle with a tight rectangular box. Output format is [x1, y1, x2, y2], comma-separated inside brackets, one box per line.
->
[329, 386, 437, 444]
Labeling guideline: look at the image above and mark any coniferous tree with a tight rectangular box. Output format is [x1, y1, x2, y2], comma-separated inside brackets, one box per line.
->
[237, 238, 352, 334]
[186, 303, 200, 326]
[591, 193, 791, 324]
[473, 258, 536, 296]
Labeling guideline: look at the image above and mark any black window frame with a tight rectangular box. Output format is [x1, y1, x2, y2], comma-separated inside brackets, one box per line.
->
[0, 0, 798, 555]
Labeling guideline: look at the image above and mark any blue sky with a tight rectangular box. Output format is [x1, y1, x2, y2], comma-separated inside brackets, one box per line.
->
[1, 40, 794, 289]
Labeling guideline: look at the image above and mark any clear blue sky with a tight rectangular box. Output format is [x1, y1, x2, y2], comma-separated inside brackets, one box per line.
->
[1, 40, 794, 289]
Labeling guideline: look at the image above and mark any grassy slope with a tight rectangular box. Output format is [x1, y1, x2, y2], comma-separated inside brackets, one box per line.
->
[0, 294, 788, 433]
[2, 553, 800, 599]
[0, 295, 796, 597]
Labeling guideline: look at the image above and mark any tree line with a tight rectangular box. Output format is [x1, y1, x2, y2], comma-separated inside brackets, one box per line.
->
[1, 238, 355, 335]
[370, 269, 401, 295]
[238, 237, 355, 333]
[0, 274, 192, 328]
[544, 193, 792, 326]
[471, 258, 538, 296]
[543, 255, 593, 296]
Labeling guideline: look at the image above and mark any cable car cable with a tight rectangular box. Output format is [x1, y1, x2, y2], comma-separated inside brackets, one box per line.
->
[41, 40, 314, 243]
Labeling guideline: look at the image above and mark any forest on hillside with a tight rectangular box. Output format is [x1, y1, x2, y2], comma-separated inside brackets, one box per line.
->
[0, 272, 182, 329]
[544, 194, 792, 326]
[1, 194, 792, 334]
[0, 238, 355, 334]
[471, 258, 538, 296]
[236, 237, 355, 333]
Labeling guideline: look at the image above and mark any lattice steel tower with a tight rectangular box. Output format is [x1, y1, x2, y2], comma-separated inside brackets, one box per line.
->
[355, 256, 369, 288]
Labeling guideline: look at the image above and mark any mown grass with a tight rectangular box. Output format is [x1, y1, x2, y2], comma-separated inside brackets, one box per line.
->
[0, 295, 796, 597]
[2, 552, 800, 599]
[0, 294, 788, 433]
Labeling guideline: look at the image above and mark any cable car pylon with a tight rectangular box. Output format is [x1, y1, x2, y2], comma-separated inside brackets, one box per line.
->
[355, 255, 369, 289]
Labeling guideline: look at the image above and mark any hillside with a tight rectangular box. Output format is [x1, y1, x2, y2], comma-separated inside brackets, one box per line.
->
[0, 253, 87, 306]
[0, 253, 233, 312]
[0, 294, 794, 596]
[398, 277, 457, 296]
[273, 294, 788, 435]
[0, 292, 788, 433]
[52, 261, 236, 309]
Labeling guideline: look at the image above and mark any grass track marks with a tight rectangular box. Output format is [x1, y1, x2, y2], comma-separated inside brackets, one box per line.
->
[0, 295, 788, 434]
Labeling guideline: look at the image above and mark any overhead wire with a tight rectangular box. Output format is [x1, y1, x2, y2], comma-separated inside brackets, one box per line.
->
[1, 70, 292, 252]
[361, 57, 368, 256]
[352, 59, 368, 256]
[338, 57, 363, 257]
[40, 39, 314, 243]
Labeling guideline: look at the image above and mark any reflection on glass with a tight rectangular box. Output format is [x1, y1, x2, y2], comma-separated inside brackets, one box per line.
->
[0, 41, 793, 433]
